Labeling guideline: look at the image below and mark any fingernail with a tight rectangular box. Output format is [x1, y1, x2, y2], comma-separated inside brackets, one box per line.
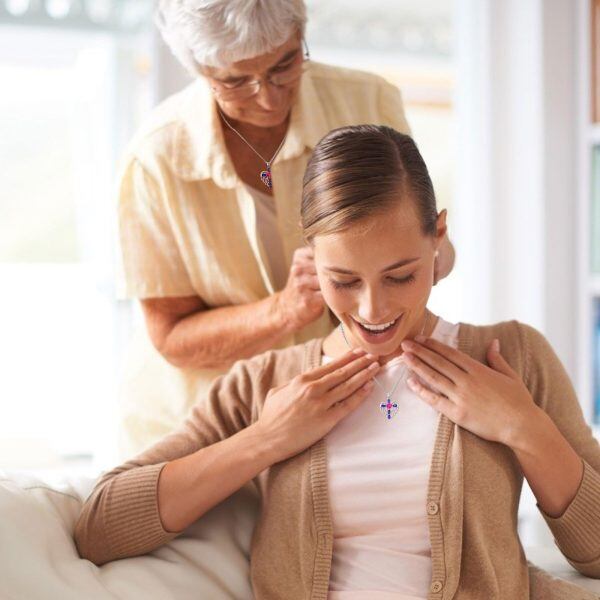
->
[365, 353, 376, 360]
[369, 361, 380, 370]
[407, 377, 417, 387]
[415, 335, 426, 343]
[352, 348, 364, 354]
[492, 338, 500, 352]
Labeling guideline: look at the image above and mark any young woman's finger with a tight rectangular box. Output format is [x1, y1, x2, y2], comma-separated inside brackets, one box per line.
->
[400, 341, 464, 384]
[402, 352, 455, 397]
[324, 360, 380, 405]
[413, 337, 475, 373]
[303, 348, 366, 382]
[313, 354, 379, 394]
[407, 376, 456, 418]
[329, 379, 375, 418]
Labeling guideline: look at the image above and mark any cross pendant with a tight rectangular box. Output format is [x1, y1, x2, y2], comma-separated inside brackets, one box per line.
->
[380, 393, 399, 420]
[260, 162, 273, 189]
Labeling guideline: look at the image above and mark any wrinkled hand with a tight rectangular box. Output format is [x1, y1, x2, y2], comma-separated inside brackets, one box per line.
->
[400, 336, 539, 446]
[275, 246, 325, 332]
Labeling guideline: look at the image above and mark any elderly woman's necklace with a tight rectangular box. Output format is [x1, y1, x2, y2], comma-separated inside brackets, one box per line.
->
[339, 314, 429, 421]
[218, 108, 287, 190]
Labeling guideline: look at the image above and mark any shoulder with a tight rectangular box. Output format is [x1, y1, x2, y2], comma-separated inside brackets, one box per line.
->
[307, 61, 400, 105]
[232, 340, 319, 388]
[458, 320, 557, 383]
[119, 80, 206, 176]
[306, 62, 408, 132]
[308, 61, 393, 89]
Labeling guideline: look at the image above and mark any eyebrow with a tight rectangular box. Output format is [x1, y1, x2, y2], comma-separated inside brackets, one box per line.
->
[214, 49, 300, 84]
[324, 257, 420, 275]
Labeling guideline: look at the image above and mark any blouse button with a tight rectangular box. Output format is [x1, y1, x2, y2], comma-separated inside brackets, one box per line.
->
[430, 581, 443, 593]
[427, 501, 439, 515]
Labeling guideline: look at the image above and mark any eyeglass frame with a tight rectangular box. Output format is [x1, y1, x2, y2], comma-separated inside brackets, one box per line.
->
[207, 38, 310, 101]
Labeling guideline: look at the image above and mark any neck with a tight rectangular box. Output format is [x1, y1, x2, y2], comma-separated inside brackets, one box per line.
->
[218, 106, 290, 147]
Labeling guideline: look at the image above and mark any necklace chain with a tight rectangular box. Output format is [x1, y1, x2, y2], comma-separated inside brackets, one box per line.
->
[218, 107, 287, 171]
[339, 314, 430, 418]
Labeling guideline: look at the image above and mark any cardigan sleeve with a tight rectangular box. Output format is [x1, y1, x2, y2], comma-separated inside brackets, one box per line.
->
[74, 354, 267, 566]
[520, 323, 600, 577]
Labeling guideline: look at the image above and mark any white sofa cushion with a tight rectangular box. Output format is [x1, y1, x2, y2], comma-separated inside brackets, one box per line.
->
[0, 471, 259, 600]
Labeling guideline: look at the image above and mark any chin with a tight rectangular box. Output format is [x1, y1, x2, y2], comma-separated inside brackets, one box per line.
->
[253, 112, 289, 128]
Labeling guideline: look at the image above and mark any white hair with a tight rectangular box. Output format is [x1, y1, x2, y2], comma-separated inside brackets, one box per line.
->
[155, 0, 307, 74]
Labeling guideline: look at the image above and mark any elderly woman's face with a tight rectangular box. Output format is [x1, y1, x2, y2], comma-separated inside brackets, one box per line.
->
[203, 32, 304, 128]
[313, 201, 447, 358]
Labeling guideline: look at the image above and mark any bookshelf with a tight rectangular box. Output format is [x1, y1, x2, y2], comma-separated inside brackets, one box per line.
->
[579, 0, 600, 428]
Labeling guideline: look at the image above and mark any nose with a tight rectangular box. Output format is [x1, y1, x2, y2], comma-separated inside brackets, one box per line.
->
[356, 285, 388, 324]
[254, 81, 286, 111]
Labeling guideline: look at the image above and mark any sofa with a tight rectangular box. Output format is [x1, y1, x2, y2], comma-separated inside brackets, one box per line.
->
[1, 470, 599, 599]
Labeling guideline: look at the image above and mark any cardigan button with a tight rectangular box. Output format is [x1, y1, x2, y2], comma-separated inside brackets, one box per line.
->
[426, 501, 439, 515]
[430, 581, 443, 593]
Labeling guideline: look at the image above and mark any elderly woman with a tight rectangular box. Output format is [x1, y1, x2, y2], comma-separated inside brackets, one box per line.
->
[118, 0, 455, 454]
[78, 125, 600, 599]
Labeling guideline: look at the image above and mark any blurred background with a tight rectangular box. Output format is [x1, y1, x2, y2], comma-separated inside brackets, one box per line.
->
[0, 0, 595, 547]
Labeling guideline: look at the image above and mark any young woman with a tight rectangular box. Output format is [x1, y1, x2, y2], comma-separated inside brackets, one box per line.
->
[75, 125, 600, 599]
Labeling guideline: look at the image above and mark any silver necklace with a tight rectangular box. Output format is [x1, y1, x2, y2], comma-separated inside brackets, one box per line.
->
[339, 314, 429, 421]
[218, 107, 287, 190]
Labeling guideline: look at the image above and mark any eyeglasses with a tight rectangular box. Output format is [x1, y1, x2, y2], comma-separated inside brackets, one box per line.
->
[209, 39, 310, 102]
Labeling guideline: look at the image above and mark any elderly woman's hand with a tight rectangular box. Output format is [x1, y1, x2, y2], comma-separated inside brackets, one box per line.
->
[275, 246, 325, 333]
[399, 337, 540, 447]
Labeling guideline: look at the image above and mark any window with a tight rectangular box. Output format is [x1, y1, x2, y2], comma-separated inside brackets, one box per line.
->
[0, 0, 154, 471]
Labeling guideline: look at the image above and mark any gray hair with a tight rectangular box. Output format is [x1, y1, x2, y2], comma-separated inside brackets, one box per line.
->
[155, 0, 307, 74]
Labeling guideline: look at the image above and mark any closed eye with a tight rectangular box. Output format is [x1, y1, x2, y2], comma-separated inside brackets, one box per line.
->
[387, 274, 416, 285]
[330, 273, 416, 290]
[330, 279, 360, 290]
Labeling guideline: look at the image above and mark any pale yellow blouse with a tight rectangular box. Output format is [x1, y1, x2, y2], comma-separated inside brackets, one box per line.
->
[117, 61, 411, 455]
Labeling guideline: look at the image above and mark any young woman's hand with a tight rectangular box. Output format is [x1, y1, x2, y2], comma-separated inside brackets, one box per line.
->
[399, 337, 539, 447]
[256, 349, 380, 463]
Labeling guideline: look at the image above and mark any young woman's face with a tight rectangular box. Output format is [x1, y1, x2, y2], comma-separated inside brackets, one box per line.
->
[313, 201, 447, 357]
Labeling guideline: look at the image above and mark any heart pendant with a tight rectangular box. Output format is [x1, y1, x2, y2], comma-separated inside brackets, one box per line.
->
[380, 399, 399, 420]
[260, 169, 272, 189]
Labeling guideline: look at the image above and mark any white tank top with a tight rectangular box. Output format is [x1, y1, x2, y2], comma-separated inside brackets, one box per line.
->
[323, 317, 460, 600]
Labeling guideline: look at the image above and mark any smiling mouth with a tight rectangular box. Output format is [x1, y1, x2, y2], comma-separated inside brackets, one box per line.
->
[352, 316, 400, 334]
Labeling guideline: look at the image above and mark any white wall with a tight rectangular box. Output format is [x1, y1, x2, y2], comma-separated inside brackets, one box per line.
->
[454, 0, 576, 374]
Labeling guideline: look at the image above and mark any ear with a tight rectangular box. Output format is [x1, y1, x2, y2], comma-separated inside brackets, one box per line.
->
[434, 210, 448, 249]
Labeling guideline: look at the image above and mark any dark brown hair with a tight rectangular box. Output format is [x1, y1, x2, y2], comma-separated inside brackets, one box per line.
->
[301, 125, 438, 242]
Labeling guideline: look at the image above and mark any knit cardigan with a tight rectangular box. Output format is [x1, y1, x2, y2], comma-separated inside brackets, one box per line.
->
[74, 319, 600, 599]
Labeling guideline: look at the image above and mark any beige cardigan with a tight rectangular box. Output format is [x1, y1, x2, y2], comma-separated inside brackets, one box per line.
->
[75, 320, 600, 599]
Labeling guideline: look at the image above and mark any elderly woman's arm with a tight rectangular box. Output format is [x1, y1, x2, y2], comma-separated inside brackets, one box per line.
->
[142, 246, 324, 370]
